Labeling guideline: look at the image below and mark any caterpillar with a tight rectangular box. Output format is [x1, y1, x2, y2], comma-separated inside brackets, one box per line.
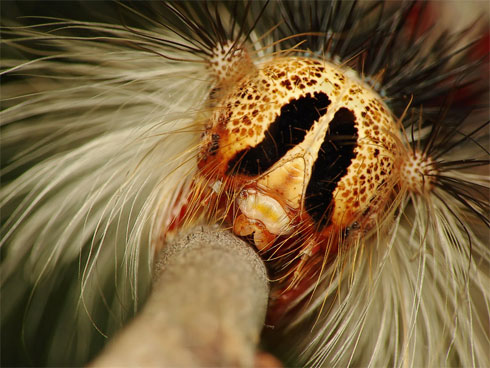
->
[1, 1, 489, 367]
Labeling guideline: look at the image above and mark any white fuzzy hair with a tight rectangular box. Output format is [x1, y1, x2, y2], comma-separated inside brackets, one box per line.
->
[1, 20, 210, 363]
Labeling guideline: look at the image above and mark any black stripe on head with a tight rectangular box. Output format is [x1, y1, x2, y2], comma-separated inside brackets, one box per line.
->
[305, 107, 358, 227]
[227, 92, 331, 175]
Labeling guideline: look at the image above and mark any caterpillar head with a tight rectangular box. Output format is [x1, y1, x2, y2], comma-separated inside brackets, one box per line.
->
[197, 56, 402, 256]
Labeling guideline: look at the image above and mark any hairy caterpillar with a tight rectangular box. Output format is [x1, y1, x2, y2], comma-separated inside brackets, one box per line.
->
[1, 1, 489, 367]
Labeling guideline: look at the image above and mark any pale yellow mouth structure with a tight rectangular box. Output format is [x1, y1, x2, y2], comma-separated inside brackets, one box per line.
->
[199, 56, 401, 251]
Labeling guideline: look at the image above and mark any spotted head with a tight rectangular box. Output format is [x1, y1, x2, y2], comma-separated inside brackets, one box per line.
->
[197, 55, 403, 261]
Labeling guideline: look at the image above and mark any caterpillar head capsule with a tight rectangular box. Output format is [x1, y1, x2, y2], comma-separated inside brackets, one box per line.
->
[197, 56, 402, 263]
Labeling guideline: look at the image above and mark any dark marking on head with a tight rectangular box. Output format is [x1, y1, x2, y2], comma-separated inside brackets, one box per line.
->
[343, 221, 360, 238]
[227, 92, 331, 175]
[209, 133, 220, 155]
[305, 108, 359, 227]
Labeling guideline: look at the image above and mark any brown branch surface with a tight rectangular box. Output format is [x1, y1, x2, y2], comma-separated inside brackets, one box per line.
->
[89, 226, 270, 367]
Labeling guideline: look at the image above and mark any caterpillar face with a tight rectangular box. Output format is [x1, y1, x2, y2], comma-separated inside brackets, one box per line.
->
[198, 57, 400, 251]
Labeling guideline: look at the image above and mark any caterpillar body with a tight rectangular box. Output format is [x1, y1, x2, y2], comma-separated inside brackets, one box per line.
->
[1, 1, 489, 367]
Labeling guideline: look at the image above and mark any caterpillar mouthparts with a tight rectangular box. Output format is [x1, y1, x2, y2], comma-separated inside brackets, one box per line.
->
[1, 1, 489, 367]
